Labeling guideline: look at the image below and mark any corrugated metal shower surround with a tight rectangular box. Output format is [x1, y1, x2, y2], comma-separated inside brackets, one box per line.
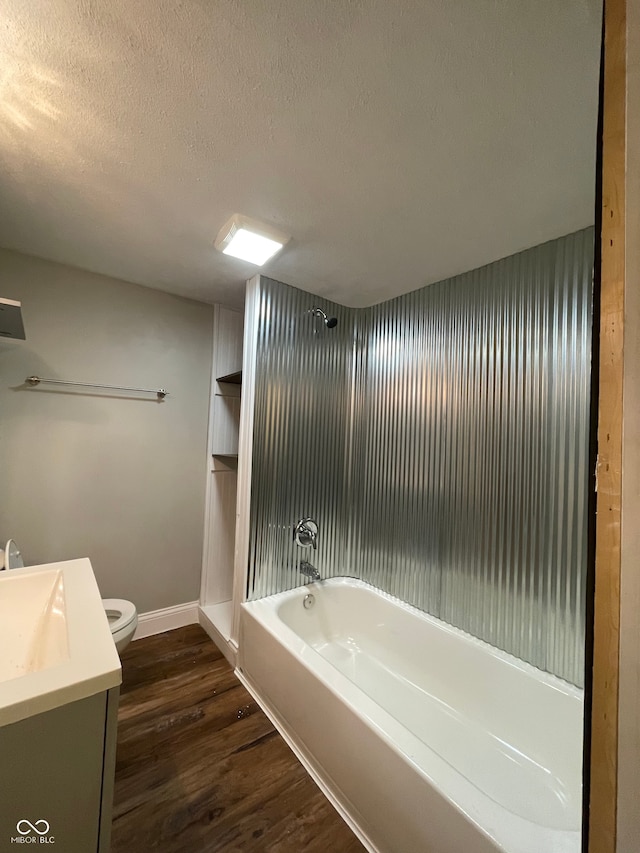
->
[248, 227, 593, 686]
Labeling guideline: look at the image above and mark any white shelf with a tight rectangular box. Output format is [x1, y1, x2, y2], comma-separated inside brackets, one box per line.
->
[217, 370, 242, 385]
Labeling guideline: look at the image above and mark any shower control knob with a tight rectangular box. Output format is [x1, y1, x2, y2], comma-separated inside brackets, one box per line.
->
[294, 518, 318, 550]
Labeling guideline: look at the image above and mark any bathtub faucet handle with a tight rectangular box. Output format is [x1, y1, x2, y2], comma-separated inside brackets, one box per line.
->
[294, 517, 318, 550]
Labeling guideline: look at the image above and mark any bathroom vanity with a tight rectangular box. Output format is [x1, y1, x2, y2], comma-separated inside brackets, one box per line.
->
[0, 559, 121, 852]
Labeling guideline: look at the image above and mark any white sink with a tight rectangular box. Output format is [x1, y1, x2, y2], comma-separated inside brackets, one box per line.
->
[0, 559, 121, 727]
[0, 569, 69, 682]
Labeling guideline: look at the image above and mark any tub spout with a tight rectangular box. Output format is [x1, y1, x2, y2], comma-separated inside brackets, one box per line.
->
[299, 560, 321, 582]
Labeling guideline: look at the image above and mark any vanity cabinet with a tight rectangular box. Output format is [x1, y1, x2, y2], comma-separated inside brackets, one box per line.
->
[0, 687, 119, 852]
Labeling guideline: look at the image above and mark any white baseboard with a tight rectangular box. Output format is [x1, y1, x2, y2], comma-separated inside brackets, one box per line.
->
[133, 600, 199, 640]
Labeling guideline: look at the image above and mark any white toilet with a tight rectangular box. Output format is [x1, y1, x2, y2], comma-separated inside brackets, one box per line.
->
[101, 599, 138, 652]
[2, 539, 138, 654]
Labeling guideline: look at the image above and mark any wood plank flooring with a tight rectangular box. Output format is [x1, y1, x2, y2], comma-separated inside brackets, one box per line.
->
[111, 625, 366, 853]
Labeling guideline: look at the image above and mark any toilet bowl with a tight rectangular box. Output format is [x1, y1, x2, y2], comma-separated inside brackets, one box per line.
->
[2, 539, 138, 653]
[102, 598, 138, 653]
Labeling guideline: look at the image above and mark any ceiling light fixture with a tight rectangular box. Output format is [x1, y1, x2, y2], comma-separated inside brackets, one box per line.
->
[215, 214, 290, 266]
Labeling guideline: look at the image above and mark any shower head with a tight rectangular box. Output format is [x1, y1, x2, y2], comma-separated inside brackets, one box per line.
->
[311, 307, 338, 329]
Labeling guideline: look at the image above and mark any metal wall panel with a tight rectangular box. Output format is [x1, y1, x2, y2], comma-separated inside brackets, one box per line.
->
[247, 279, 356, 599]
[247, 229, 593, 685]
[354, 229, 593, 685]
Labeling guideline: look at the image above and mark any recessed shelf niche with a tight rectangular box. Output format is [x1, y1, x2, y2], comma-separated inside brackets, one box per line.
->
[200, 305, 244, 664]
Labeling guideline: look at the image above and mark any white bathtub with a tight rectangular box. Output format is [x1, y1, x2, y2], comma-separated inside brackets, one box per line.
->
[238, 577, 583, 853]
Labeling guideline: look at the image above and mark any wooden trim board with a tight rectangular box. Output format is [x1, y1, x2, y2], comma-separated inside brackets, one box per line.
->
[616, 0, 640, 848]
[589, 0, 626, 850]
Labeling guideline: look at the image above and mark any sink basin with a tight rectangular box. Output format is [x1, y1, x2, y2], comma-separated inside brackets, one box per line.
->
[0, 559, 121, 727]
[0, 569, 69, 682]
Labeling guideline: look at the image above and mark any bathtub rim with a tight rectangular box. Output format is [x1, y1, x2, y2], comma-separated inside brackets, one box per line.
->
[239, 576, 584, 853]
[246, 575, 584, 701]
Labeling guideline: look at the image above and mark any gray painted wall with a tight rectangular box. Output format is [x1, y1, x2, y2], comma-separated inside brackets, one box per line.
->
[0, 250, 213, 613]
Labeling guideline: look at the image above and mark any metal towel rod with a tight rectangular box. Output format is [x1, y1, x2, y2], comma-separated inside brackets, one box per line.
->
[25, 376, 168, 400]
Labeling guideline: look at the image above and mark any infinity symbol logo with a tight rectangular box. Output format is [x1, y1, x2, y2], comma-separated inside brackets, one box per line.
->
[16, 820, 50, 836]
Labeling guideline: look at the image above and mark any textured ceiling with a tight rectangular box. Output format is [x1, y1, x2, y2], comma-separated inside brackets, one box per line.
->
[0, 1, 601, 308]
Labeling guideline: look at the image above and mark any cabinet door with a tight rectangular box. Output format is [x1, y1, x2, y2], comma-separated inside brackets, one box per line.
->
[0, 693, 108, 853]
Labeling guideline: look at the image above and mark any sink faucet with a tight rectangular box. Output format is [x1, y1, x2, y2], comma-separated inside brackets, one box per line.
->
[299, 560, 321, 582]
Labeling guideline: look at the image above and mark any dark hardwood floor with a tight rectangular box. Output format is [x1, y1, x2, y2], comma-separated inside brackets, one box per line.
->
[111, 625, 366, 853]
